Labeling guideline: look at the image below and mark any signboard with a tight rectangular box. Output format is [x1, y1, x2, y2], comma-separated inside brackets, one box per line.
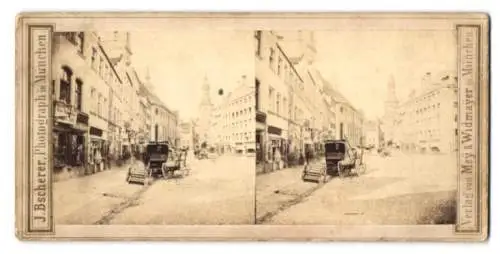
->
[54, 101, 77, 125]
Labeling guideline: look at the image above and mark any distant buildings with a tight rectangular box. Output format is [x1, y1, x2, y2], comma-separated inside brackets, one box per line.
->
[363, 120, 382, 149]
[52, 31, 178, 173]
[393, 72, 458, 153]
[217, 75, 255, 154]
[381, 72, 458, 153]
[178, 120, 194, 149]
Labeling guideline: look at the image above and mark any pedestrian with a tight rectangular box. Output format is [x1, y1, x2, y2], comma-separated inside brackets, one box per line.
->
[95, 147, 102, 172]
[305, 146, 312, 165]
[87, 146, 94, 175]
[274, 148, 282, 170]
[76, 143, 83, 166]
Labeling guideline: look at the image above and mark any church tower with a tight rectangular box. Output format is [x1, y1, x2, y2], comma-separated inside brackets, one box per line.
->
[197, 76, 214, 144]
[384, 75, 399, 117]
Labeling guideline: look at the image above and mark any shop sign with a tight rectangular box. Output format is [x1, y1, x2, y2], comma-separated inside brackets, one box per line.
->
[54, 101, 77, 125]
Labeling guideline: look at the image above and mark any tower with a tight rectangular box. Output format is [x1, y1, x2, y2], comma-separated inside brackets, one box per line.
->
[198, 75, 214, 144]
[384, 75, 399, 117]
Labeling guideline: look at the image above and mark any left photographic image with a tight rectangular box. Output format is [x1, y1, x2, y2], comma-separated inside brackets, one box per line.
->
[51, 30, 256, 225]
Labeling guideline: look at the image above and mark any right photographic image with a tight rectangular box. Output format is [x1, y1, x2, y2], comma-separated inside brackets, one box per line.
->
[254, 30, 459, 225]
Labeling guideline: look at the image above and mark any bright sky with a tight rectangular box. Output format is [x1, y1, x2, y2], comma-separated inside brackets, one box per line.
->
[130, 30, 253, 122]
[314, 30, 456, 120]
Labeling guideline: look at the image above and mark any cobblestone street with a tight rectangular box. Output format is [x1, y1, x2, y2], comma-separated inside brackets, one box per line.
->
[54, 153, 255, 225]
[256, 152, 457, 225]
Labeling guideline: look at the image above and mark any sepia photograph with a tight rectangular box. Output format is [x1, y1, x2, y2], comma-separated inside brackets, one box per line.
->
[254, 29, 459, 225]
[15, 12, 489, 241]
[50, 29, 255, 225]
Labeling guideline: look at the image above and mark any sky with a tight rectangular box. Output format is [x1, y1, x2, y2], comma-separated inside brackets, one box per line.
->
[314, 29, 457, 120]
[128, 28, 456, 122]
[129, 29, 253, 122]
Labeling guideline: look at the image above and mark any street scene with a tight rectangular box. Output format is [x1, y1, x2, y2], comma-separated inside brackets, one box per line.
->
[254, 30, 459, 225]
[51, 30, 255, 224]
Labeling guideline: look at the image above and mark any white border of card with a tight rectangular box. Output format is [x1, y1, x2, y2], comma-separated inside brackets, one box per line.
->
[15, 12, 489, 241]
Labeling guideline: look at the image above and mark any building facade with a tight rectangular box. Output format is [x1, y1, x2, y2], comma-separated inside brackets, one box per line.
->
[217, 75, 255, 154]
[178, 121, 193, 149]
[52, 31, 178, 177]
[393, 72, 458, 153]
[363, 120, 382, 149]
[255, 30, 359, 171]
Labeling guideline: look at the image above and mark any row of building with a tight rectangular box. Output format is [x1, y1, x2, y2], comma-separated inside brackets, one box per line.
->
[376, 71, 459, 153]
[254, 31, 364, 167]
[52, 31, 179, 171]
[175, 75, 255, 155]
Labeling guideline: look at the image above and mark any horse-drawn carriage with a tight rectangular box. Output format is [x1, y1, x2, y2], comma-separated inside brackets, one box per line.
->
[302, 139, 366, 183]
[126, 141, 189, 185]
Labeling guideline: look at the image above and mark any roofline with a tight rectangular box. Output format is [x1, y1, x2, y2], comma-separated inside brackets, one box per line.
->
[275, 42, 304, 83]
[97, 43, 123, 84]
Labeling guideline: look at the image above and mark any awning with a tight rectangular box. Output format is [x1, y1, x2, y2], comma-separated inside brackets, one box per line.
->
[268, 133, 283, 139]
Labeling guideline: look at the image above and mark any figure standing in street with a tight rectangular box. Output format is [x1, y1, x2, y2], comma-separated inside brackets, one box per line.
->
[95, 147, 102, 172]
[274, 149, 282, 170]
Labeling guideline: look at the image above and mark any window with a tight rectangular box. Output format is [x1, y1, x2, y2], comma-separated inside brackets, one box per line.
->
[268, 87, 274, 111]
[254, 31, 262, 56]
[255, 79, 260, 110]
[283, 97, 287, 117]
[91, 47, 97, 69]
[99, 57, 104, 76]
[276, 93, 281, 114]
[75, 79, 83, 111]
[277, 57, 282, 76]
[59, 66, 72, 104]
[97, 94, 102, 116]
[269, 48, 275, 69]
[64, 32, 77, 45]
[77, 32, 85, 55]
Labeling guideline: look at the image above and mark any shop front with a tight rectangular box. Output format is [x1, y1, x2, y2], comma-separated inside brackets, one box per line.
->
[256, 111, 267, 165]
[53, 101, 88, 172]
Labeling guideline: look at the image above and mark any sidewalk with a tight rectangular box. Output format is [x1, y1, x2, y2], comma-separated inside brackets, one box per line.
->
[53, 160, 131, 182]
[53, 161, 141, 224]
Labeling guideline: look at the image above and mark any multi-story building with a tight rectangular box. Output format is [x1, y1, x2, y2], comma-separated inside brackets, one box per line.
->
[217, 75, 255, 154]
[52, 32, 92, 169]
[393, 71, 458, 153]
[255, 30, 359, 169]
[178, 121, 193, 149]
[51, 30, 179, 177]
[255, 31, 294, 164]
[363, 120, 382, 149]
